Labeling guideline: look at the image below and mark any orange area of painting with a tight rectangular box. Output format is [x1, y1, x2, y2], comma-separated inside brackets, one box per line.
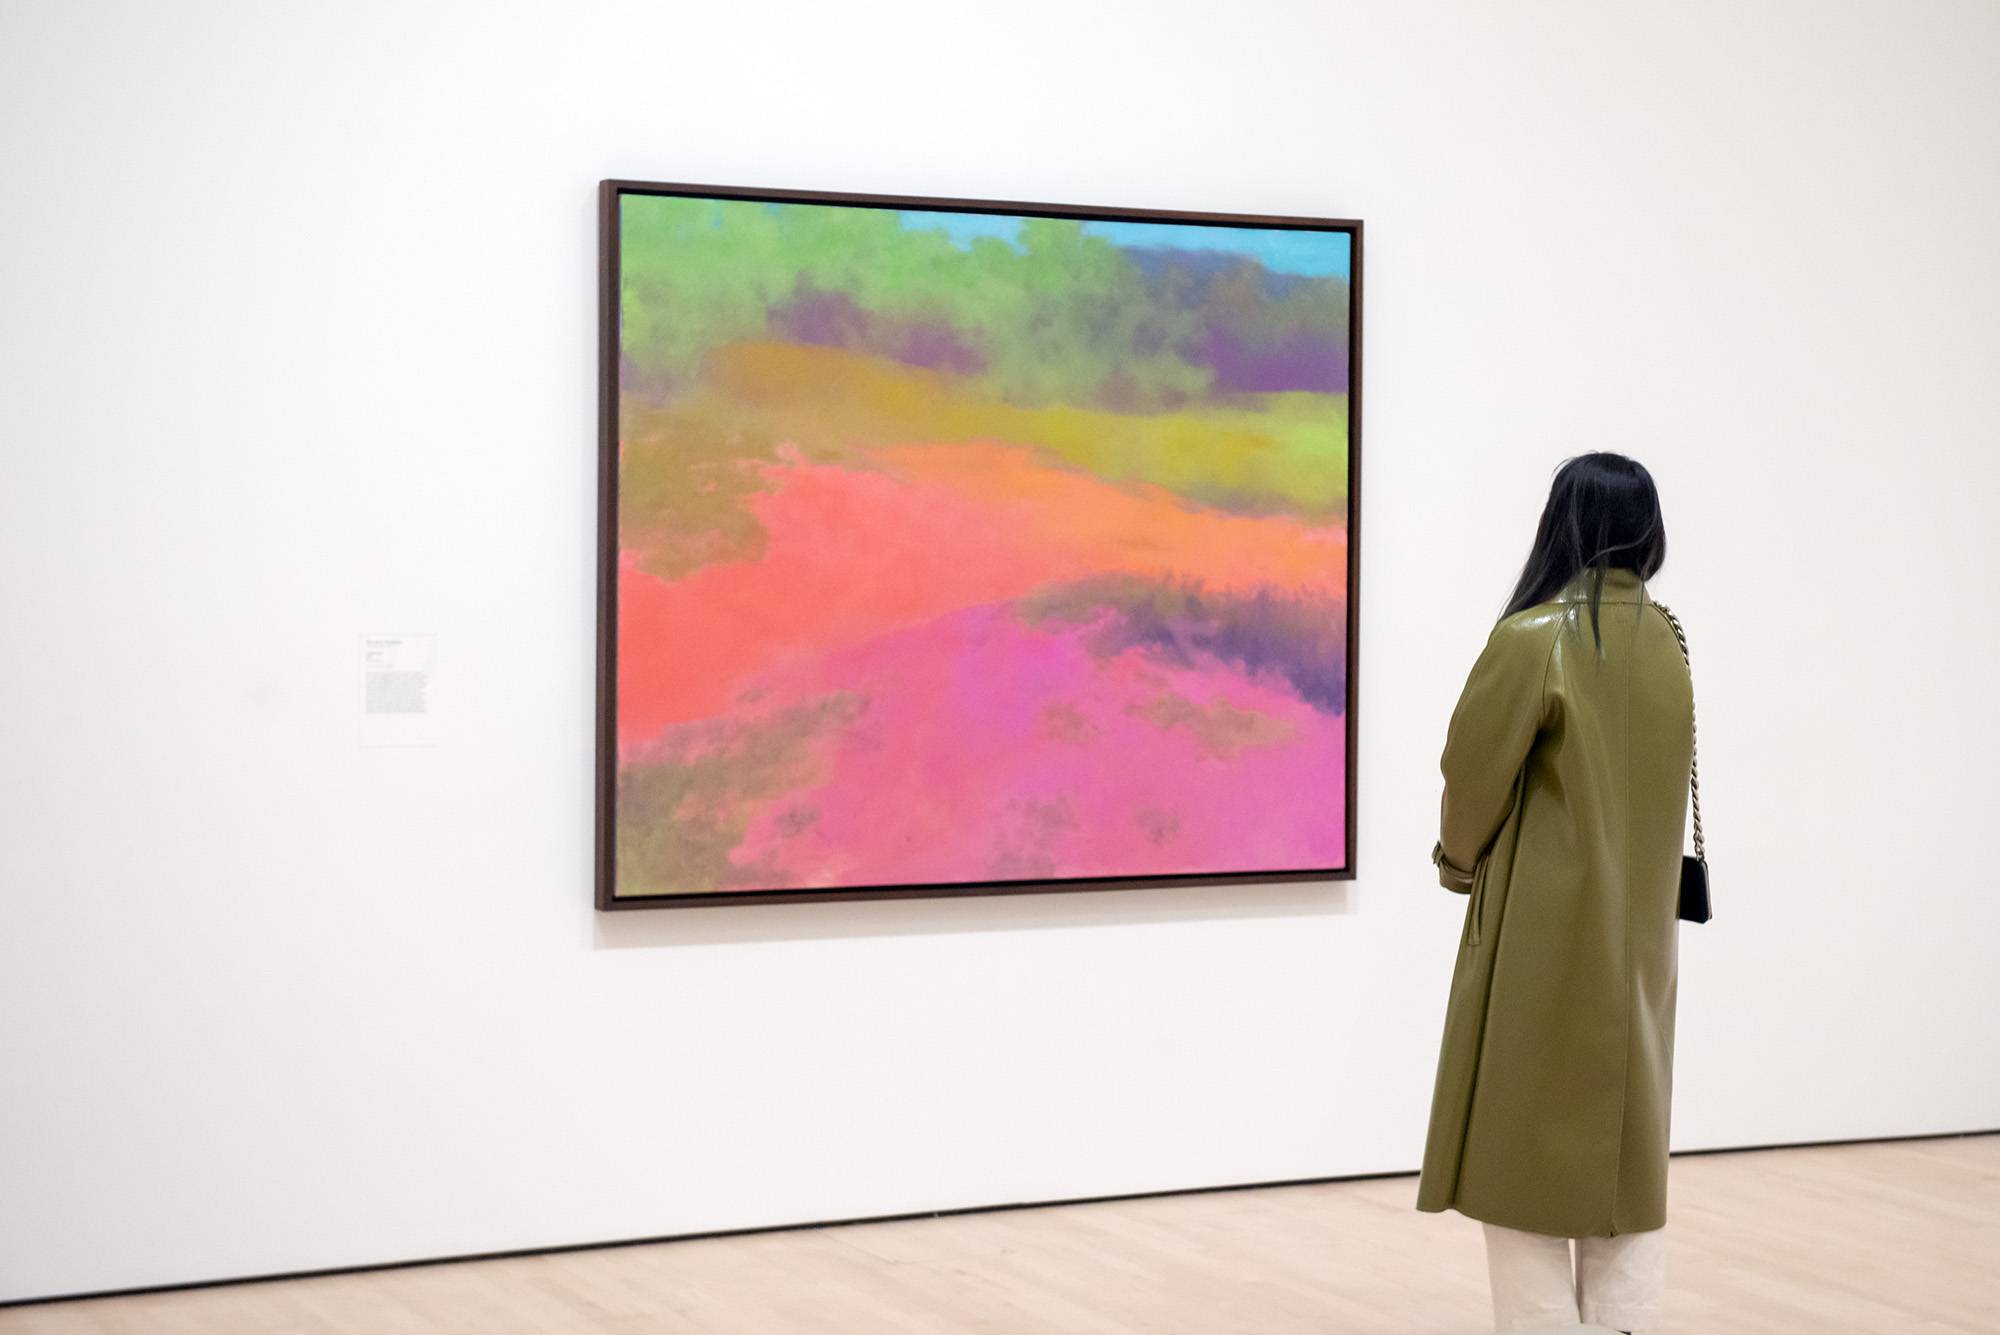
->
[618, 440, 1345, 747]
[866, 440, 1343, 595]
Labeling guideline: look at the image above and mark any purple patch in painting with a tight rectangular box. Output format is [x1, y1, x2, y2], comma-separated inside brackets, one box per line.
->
[1018, 574, 1347, 713]
[770, 279, 986, 376]
[1200, 327, 1348, 394]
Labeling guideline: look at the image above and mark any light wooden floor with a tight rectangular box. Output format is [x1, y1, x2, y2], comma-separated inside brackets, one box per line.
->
[4, 1134, 1995, 1333]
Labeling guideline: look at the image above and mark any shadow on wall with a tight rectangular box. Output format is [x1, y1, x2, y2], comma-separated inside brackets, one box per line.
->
[588, 878, 1351, 950]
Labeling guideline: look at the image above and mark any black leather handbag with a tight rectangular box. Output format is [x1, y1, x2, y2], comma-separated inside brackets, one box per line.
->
[1656, 602, 1712, 924]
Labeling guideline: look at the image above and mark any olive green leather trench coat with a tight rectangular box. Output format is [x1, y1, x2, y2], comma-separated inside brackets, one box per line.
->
[1415, 564, 1694, 1237]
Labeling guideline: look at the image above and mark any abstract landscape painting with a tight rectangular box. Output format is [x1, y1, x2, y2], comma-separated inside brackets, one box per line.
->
[601, 183, 1357, 903]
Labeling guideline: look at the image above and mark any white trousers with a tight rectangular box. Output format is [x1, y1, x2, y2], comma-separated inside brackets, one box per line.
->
[1481, 1221, 1666, 1332]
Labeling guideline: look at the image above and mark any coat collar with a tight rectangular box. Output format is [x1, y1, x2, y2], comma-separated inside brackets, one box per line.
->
[1556, 564, 1649, 605]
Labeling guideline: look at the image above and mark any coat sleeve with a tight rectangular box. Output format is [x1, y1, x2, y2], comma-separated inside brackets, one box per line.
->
[1431, 616, 1555, 893]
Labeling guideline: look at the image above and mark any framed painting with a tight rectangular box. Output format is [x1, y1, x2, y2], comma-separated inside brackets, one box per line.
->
[597, 179, 1361, 908]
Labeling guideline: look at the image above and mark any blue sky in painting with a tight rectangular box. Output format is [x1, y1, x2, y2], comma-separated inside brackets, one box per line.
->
[895, 209, 1352, 280]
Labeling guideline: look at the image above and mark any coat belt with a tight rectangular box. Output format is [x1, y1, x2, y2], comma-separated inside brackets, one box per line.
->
[1467, 856, 1488, 948]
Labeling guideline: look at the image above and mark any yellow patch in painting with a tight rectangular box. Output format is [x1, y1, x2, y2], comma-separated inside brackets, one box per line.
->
[704, 342, 1347, 516]
[1128, 692, 1300, 762]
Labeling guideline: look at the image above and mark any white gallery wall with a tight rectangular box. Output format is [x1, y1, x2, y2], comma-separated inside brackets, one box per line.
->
[3, 0, 1997, 1304]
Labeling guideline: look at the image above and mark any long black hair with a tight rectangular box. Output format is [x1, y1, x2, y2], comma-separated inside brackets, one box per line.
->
[1502, 452, 1666, 652]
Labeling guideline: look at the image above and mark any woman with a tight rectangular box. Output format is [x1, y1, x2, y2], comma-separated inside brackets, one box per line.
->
[1415, 452, 1695, 1334]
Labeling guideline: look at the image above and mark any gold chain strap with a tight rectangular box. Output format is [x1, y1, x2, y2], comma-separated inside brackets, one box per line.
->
[1653, 601, 1704, 859]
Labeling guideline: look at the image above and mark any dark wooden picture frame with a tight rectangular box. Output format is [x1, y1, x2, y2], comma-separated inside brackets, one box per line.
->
[597, 179, 1362, 910]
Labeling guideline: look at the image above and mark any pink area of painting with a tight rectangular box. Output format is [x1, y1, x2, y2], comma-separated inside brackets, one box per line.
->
[720, 600, 1346, 886]
[617, 442, 1345, 750]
